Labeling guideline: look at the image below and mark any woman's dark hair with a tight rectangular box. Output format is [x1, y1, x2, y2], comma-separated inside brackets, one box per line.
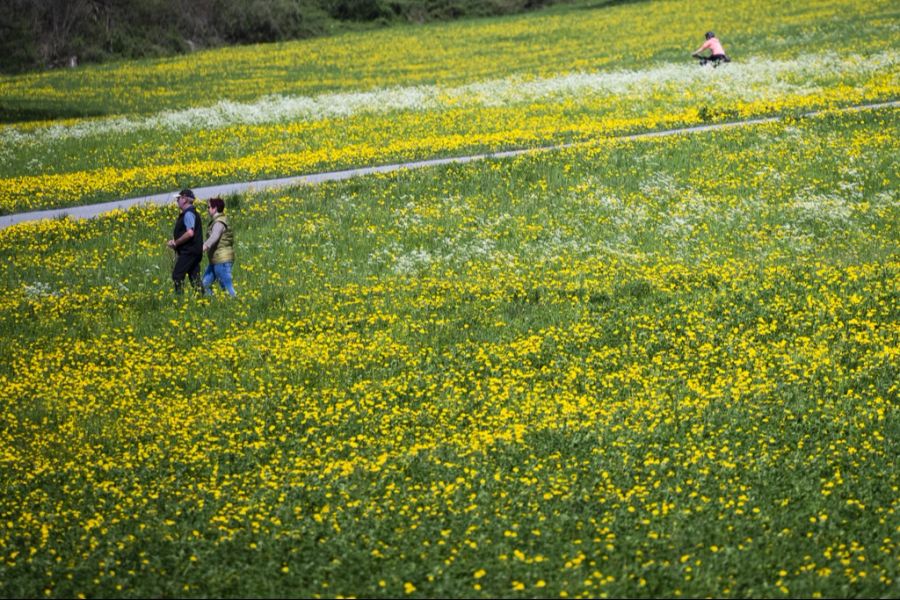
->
[705, 31, 715, 40]
[208, 197, 225, 213]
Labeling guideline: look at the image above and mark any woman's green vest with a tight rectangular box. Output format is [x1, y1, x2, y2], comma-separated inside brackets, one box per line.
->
[208, 213, 235, 264]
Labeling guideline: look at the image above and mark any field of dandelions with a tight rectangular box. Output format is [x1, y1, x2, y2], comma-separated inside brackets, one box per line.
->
[1, 0, 898, 597]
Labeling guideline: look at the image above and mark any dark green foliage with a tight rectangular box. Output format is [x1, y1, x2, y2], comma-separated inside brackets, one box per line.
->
[0, 4, 40, 71]
[0, 0, 564, 73]
[216, 0, 332, 44]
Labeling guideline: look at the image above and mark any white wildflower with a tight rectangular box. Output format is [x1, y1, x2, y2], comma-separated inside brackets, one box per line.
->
[3, 50, 895, 145]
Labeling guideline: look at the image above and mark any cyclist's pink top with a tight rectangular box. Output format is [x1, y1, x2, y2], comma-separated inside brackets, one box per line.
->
[700, 37, 725, 55]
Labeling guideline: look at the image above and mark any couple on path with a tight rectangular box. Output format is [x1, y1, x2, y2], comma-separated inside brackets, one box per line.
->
[167, 189, 237, 297]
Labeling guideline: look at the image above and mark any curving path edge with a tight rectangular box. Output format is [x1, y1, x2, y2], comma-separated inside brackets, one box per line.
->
[1, 100, 897, 231]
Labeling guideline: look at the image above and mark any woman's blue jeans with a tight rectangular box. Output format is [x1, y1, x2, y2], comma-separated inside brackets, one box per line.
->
[202, 262, 236, 297]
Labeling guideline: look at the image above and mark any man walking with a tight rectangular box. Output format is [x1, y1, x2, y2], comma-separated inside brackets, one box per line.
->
[167, 189, 204, 294]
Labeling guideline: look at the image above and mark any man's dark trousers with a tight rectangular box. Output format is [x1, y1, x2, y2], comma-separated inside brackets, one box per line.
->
[173, 252, 202, 294]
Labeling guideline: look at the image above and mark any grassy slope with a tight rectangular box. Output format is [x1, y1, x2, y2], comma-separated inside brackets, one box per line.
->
[0, 108, 897, 597]
[0, 1, 897, 597]
[0, 5, 897, 215]
[0, 0, 896, 118]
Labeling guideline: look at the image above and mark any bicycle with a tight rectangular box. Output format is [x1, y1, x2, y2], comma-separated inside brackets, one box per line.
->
[694, 55, 731, 68]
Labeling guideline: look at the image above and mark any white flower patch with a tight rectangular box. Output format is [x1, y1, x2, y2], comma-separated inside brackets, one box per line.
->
[872, 190, 899, 208]
[393, 248, 436, 275]
[639, 172, 681, 198]
[792, 192, 854, 224]
[392, 200, 426, 231]
[23, 281, 58, 298]
[450, 236, 498, 263]
[3, 49, 895, 145]
[777, 223, 817, 253]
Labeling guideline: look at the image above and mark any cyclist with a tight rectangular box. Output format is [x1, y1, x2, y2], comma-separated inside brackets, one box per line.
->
[692, 31, 730, 65]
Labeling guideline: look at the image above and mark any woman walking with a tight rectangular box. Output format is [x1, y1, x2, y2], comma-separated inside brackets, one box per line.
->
[201, 197, 237, 297]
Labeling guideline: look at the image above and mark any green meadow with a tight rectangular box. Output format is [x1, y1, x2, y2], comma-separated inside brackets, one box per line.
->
[0, 0, 898, 598]
[0, 0, 897, 214]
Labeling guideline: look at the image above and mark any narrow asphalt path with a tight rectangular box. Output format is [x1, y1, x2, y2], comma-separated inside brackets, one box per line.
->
[1, 100, 896, 231]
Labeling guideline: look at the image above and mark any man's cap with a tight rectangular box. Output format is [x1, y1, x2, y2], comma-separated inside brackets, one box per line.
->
[179, 189, 195, 200]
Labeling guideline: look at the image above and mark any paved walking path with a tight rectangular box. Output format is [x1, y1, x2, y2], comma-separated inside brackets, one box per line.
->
[1, 100, 897, 230]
